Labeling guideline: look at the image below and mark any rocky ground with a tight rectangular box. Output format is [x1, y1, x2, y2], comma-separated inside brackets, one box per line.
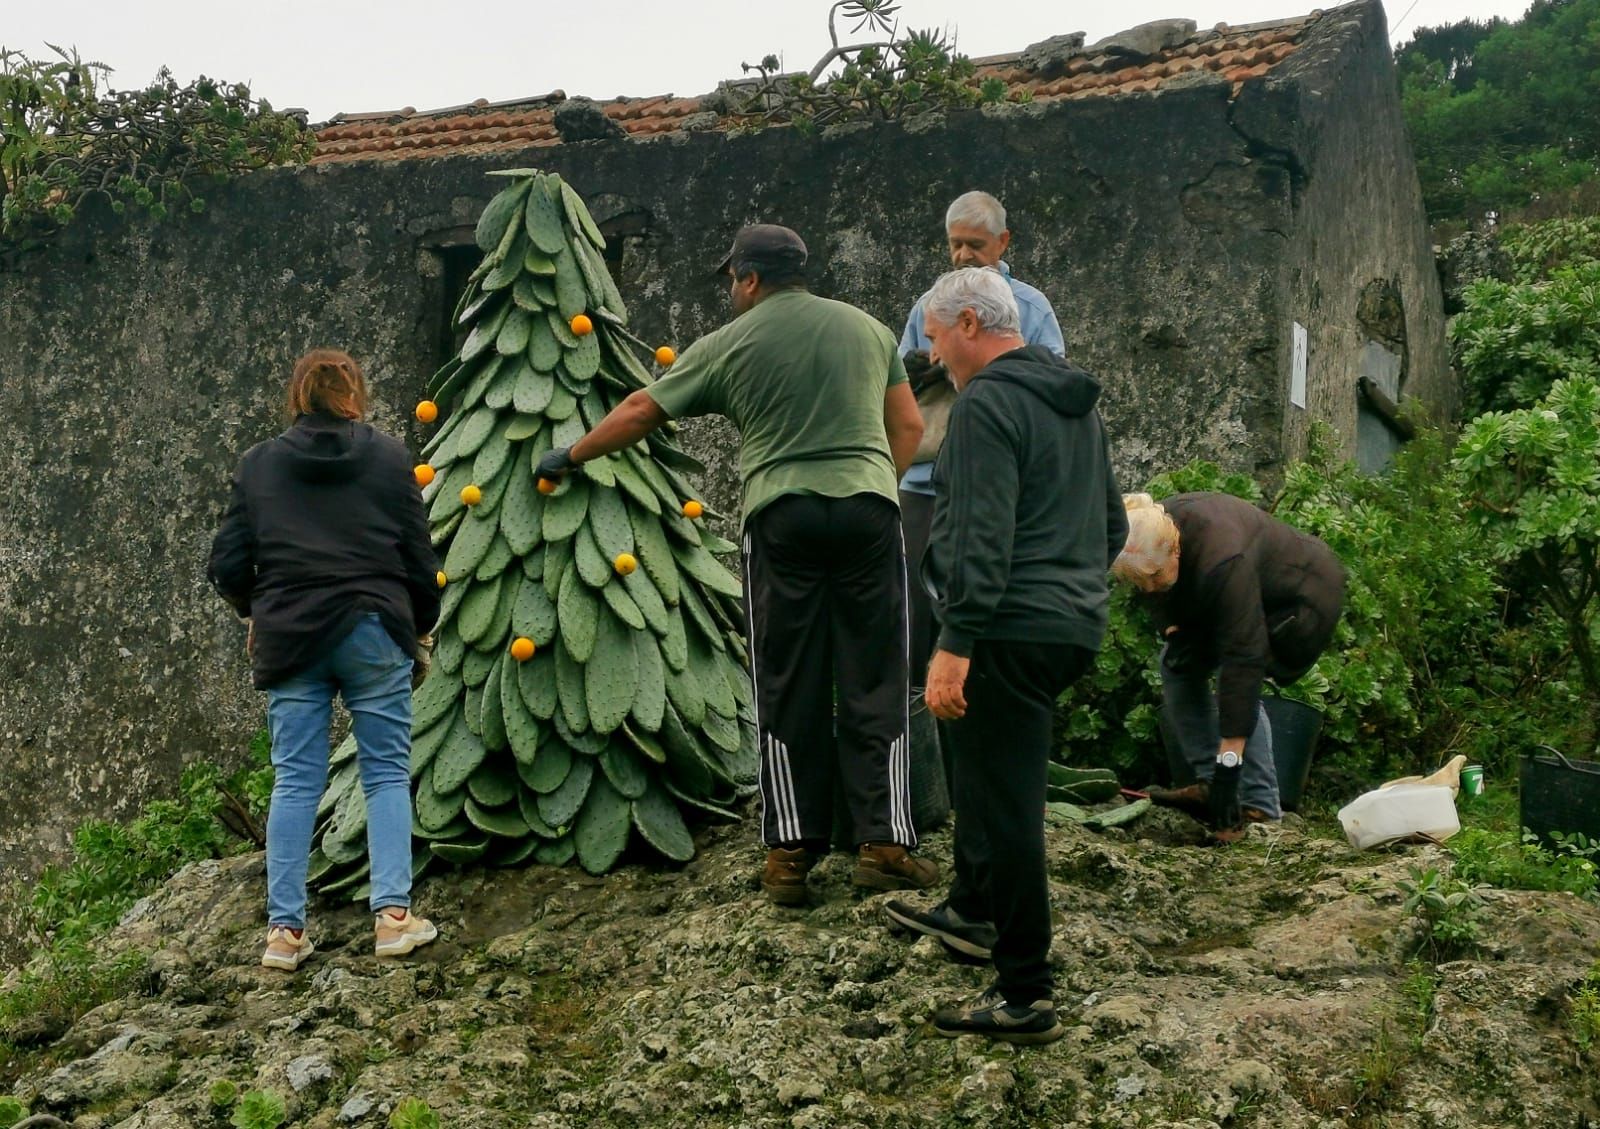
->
[4, 805, 1599, 1128]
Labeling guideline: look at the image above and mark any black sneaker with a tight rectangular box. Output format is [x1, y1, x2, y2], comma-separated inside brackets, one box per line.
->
[932, 986, 1063, 1045]
[883, 898, 997, 962]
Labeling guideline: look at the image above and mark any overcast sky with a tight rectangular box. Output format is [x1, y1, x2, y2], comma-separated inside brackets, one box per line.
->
[7, 0, 1532, 124]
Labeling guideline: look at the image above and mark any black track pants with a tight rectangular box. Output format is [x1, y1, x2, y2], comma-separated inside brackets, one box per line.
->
[742, 492, 914, 849]
[944, 640, 1094, 1005]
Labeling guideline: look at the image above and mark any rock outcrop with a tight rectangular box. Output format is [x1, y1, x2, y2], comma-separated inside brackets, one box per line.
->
[5, 809, 1599, 1126]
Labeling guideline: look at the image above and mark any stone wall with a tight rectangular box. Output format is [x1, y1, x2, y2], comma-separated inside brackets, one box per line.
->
[1253, 0, 1455, 462]
[0, 18, 1446, 900]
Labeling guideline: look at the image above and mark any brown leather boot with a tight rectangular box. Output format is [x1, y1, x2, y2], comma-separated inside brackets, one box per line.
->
[853, 842, 940, 892]
[1146, 781, 1210, 817]
[762, 846, 815, 906]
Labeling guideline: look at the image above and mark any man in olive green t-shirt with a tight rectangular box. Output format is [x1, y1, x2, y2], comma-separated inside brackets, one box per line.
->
[536, 224, 937, 905]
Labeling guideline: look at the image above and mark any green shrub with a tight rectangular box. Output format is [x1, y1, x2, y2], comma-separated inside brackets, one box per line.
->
[1455, 377, 1600, 719]
[1498, 216, 1600, 281]
[0, 732, 273, 1074]
[231, 1089, 287, 1129]
[210, 1078, 240, 1109]
[1452, 262, 1600, 417]
[390, 1097, 441, 1129]
[1057, 429, 1577, 794]
[1397, 865, 1485, 960]
[19, 731, 272, 951]
[1449, 827, 1599, 897]
[1571, 961, 1600, 1053]
[0, 1097, 28, 1128]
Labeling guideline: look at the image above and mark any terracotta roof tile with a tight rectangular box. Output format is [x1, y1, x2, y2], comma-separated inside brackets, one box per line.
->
[311, 8, 1321, 164]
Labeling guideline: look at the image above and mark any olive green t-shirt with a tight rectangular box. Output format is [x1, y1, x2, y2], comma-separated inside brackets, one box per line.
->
[646, 289, 908, 523]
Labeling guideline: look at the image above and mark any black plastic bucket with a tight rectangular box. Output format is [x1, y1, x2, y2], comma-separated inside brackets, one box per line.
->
[1262, 695, 1323, 812]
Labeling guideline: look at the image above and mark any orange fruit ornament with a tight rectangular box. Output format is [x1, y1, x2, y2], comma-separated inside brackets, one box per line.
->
[436, 571, 447, 588]
[537, 478, 558, 495]
[613, 552, 638, 576]
[682, 499, 703, 520]
[414, 464, 435, 487]
[570, 313, 594, 337]
[655, 345, 676, 366]
[461, 484, 482, 506]
[510, 637, 536, 662]
[415, 400, 438, 423]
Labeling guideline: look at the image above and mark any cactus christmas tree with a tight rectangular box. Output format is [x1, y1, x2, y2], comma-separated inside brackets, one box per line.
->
[309, 171, 756, 896]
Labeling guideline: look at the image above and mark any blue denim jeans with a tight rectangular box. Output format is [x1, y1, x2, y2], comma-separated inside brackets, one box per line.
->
[1159, 646, 1282, 819]
[265, 613, 414, 927]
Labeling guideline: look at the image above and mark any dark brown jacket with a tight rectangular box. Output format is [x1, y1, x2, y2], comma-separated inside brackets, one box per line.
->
[1139, 492, 1345, 737]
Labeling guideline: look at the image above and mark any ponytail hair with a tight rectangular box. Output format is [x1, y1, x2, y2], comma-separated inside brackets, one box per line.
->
[287, 348, 367, 421]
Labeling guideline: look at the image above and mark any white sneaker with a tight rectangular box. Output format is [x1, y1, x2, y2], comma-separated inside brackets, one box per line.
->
[261, 925, 315, 971]
[374, 908, 438, 957]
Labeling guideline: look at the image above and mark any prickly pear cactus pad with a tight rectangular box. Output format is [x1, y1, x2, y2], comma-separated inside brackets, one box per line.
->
[311, 171, 756, 895]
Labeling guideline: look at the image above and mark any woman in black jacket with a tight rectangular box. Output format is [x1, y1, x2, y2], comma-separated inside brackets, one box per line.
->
[210, 349, 441, 970]
[1112, 492, 1345, 841]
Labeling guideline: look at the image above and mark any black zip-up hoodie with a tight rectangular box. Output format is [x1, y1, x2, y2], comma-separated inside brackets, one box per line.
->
[208, 412, 440, 689]
[923, 345, 1127, 657]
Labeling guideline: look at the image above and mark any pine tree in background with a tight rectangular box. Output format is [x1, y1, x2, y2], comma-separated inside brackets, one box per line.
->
[309, 171, 756, 898]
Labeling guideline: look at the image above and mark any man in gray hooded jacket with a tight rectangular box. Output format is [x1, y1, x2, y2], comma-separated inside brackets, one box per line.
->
[885, 267, 1125, 1045]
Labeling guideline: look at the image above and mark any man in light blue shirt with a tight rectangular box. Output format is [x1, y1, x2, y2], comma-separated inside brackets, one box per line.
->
[899, 191, 1066, 685]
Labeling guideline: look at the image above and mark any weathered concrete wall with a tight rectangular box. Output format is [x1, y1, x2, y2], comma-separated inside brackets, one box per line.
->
[0, 18, 1444, 904]
[1252, 0, 1455, 461]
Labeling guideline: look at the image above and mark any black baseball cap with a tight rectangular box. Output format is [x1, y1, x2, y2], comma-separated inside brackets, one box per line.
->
[715, 223, 808, 277]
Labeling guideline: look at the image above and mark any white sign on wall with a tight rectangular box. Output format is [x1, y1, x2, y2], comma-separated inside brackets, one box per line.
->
[1290, 321, 1308, 409]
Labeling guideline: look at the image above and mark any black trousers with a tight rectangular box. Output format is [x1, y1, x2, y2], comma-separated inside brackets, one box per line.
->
[898, 489, 937, 688]
[742, 493, 914, 849]
[944, 640, 1094, 1005]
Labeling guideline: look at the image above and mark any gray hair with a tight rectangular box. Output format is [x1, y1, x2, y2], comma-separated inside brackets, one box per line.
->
[922, 267, 1022, 336]
[945, 190, 1007, 235]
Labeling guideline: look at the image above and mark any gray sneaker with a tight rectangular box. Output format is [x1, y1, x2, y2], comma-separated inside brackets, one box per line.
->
[933, 985, 1063, 1045]
[883, 898, 997, 961]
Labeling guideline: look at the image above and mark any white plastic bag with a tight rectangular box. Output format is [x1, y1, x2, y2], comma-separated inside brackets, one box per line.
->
[1337, 783, 1461, 849]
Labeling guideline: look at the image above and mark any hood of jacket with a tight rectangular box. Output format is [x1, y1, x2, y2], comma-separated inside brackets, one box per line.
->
[278, 413, 373, 484]
[968, 344, 1101, 417]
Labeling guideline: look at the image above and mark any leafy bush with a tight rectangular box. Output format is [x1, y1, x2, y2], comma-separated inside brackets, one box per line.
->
[732, 1, 1022, 132]
[18, 732, 272, 951]
[1449, 827, 1599, 897]
[1455, 377, 1600, 715]
[390, 1097, 441, 1129]
[1497, 216, 1600, 281]
[1, 45, 312, 242]
[1452, 263, 1600, 416]
[0, 1097, 27, 1127]
[1571, 961, 1600, 1053]
[1057, 429, 1580, 794]
[0, 733, 272, 1075]
[231, 1089, 287, 1129]
[1397, 865, 1484, 960]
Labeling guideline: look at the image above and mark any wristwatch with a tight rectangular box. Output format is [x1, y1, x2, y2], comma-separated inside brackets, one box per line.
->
[1217, 750, 1241, 769]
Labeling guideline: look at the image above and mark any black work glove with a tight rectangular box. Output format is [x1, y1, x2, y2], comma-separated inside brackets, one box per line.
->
[903, 349, 949, 395]
[1208, 760, 1243, 832]
[535, 446, 577, 484]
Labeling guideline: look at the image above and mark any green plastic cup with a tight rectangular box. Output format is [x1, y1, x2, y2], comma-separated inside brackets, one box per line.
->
[1461, 763, 1485, 799]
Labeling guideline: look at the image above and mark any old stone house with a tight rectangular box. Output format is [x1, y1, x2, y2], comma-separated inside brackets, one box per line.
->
[0, 0, 1446, 889]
